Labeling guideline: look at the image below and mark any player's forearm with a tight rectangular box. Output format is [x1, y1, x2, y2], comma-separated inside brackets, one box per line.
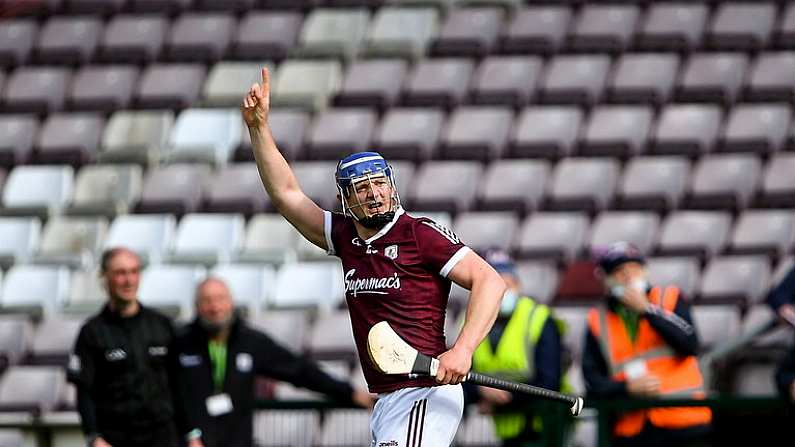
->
[455, 271, 506, 354]
[248, 124, 303, 210]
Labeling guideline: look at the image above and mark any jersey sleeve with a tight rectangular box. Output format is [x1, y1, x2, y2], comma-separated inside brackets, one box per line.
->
[324, 210, 343, 256]
[414, 219, 471, 278]
[67, 325, 95, 388]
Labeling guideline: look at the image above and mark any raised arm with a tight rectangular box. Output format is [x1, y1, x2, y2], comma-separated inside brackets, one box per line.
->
[242, 68, 327, 250]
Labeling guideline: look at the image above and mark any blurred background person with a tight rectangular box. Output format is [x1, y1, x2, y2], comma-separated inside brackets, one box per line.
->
[173, 277, 373, 447]
[67, 247, 181, 447]
[467, 249, 566, 447]
[583, 242, 712, 447]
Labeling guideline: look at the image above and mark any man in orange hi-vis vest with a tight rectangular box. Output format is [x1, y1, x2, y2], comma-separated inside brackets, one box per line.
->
[582, 242, 712, 447]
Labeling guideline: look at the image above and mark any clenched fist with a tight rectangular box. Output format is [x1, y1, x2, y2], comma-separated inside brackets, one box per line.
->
[241, 67, 271, 129]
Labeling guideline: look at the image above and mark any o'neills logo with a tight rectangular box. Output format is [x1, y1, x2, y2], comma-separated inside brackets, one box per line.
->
[345, 269, 401, 297]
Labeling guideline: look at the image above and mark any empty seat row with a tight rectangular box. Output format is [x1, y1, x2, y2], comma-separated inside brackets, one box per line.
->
[6, 48, 795, 117]
[4, 3, 795, 70]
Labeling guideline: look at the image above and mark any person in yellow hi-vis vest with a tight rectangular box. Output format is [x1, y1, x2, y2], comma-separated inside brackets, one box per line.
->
[467, 249, 564, 447]
[583, 242, 712, 447]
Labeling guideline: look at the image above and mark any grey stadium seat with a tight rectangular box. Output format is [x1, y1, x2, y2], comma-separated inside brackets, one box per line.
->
[567, 4, 640, 53]
[135, 64, 206, 110]
[166, 108, 242, 165]
[231, 12, 303, 60]
[408, 161, 482, 214]
[237, 110, 310, 162]
[271, 60, 342, 112]
[97, 15, 168, 63]
[0, 366, 65, 413]
[674, 53, 749, 104]
[28, 318, 83, 366]
[2, 67, 71, 114]
[307, 310, 356, 360]
[500, 6, 572, 54]
[304, 109, 377, 160]
[67, 164, 142, 218]
[657, 211, 732, 258]
[34, 16, 102, 65]
[68, 269, 109, 313]
[686, 154, 762, 211]
[1, 165, 74, 218]
[169, 213, 246, 265]
[35, 113, 105, 166]
[509, 106, 583, 159]
[717, 104, 791, 154]
[0, 114, 38, 168]
[362, 7, 439, 59]
[100, 110, 174, 165]
[104, 214, 177, 265]
[203, 62, 275, 108]
[651, 105, 722, 156]
[691, 305, 741, 350]
[729, 210, 795, 258]
[430, 7, 503, 57]
[636, 4, 709, 52]
[607, 53, 680, 105]
[333, 59, 408, 109]
[293, 162, 339, 211]
[203, 163, 269, 215]
[705, 3, 775, 51]
[477, 159, 549, 214]
[165, 13, 235, 63]
[515, 261, 559, 305]
[0, 265, 71, 315]
[514, 212, 589, 262]
[538, 55, 611, 105]
[744, 52, 795, 103]
[698, 256, 771, 305]
[579, 106, 654, 158]
[456, 411, 499, 447]
[317, 409, 371, 447]
[136, 164, 210, 216]
[0, 316, 34, 372]
[546, 158, 619, 212]
[0, 20, 37, 67]
[68, 65, 139, 112]
[469, 56, 542, 107]
[616, 156, 690, 211]
[239, 214, 300, 264]
[138, 264, 206, 316]
[272, 262, 344, 311]
[647, 257, 701, 298]
[372, 108, 444, 162]
[733, 363, 779, 397]
[402, 58, 475, 109]
[588, 212, 660, 255]
[295, 8, 369, 60]
[453, 212, 519, 253]
[0, 217, 41, 269]
[438, 107, 512, 161]
[776, 3, 795, 49]
[249, 310, 310, 353]
[759, 154, 795, 208]
[211, 264, 275, 312]
[35, 216, 108, 268]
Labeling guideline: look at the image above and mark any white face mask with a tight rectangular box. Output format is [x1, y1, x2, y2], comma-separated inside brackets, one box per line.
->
[609, 277, 649, 298]
[500, 289, 519, 315]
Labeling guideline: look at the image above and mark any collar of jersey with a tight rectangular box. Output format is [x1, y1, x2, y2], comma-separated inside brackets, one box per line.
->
[364, 206, 405, 245]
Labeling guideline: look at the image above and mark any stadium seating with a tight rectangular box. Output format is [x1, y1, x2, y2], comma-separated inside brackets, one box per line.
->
[169, 213, 246, 265]
[515, 212, 588, 262]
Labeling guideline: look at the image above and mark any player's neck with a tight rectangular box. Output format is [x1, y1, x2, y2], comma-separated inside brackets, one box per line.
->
[352, 220, 381, 241]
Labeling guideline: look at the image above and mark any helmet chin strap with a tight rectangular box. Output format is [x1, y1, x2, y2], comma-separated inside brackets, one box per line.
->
[358, 211, 395, 229]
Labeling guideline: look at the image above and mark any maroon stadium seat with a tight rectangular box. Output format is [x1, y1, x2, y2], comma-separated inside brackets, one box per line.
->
[0, 20, 37, 68]
[203, 163, 270, 215]
[304, 108, 377, 160]
[232, 12, 303, 60]
[430, 7, 504, 57]
[477, 159, 549, 215]
[567, 4, 640, 53]
[509, 106, 584, 160]
[651, 104, 722, 156]
[744, 52, 795, 103]
[333, 59, 408, 109]
[469, 56, 542, 108]
[705, 3, 775, 51]
[165, 13, 235, 63]
[408, 161, 483, 215]
[98, 15, 168, 64]
[35, 113, 105, 166]
[371, 108, 444, 162]
[636, 4, 708, 52]
[438, 106, 513, 161]
[758, 154, 795, 208]
[675, 53, 749, 104]
[616, 156, 689, 212]
[0, 115, 38, 168]
[538, 55, 611, 105]
[545, 157, 619, 213]
[134, 64, 206, 110]
[34, 16, 102, 65]
[729, 210, 795, 259]
[68, 65, 139, 112]
[500, 6, 572, 54]
[686, 154, 762, 211]
[607, 53, 680, 105]
[718, 104, 791, 154]
[579, 105, 654, 158]
[515, 212, 589, 262]
[401, 58, 475, 109]
[2, 67, 71, 114]
[237, 110, 310, 162]
[136, 164, 210, 216]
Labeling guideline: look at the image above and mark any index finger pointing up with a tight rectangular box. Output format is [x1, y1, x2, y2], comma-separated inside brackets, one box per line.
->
[261, 67, 269, 88]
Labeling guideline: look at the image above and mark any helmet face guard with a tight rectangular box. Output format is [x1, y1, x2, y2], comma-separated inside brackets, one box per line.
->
[335, 152, 401, 228]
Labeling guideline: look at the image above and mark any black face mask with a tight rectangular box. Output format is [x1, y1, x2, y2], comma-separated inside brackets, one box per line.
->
[359, 211, 395, 229]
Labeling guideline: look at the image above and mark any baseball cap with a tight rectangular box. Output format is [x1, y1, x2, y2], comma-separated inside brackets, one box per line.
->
[594, 241, 646, 274]
[485, 248, 516, 275]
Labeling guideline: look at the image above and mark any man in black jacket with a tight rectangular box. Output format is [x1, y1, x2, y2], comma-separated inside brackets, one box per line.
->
[68, 247, 181, 447]
[174, 277, 373, 447]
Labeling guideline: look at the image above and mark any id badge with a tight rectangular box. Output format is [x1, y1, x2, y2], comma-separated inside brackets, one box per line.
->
[206, 393, 233, 416]
[624, 359, 648, 380]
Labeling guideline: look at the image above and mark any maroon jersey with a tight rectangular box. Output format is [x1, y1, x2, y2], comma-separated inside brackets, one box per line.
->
[324, 208, 470, 393]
